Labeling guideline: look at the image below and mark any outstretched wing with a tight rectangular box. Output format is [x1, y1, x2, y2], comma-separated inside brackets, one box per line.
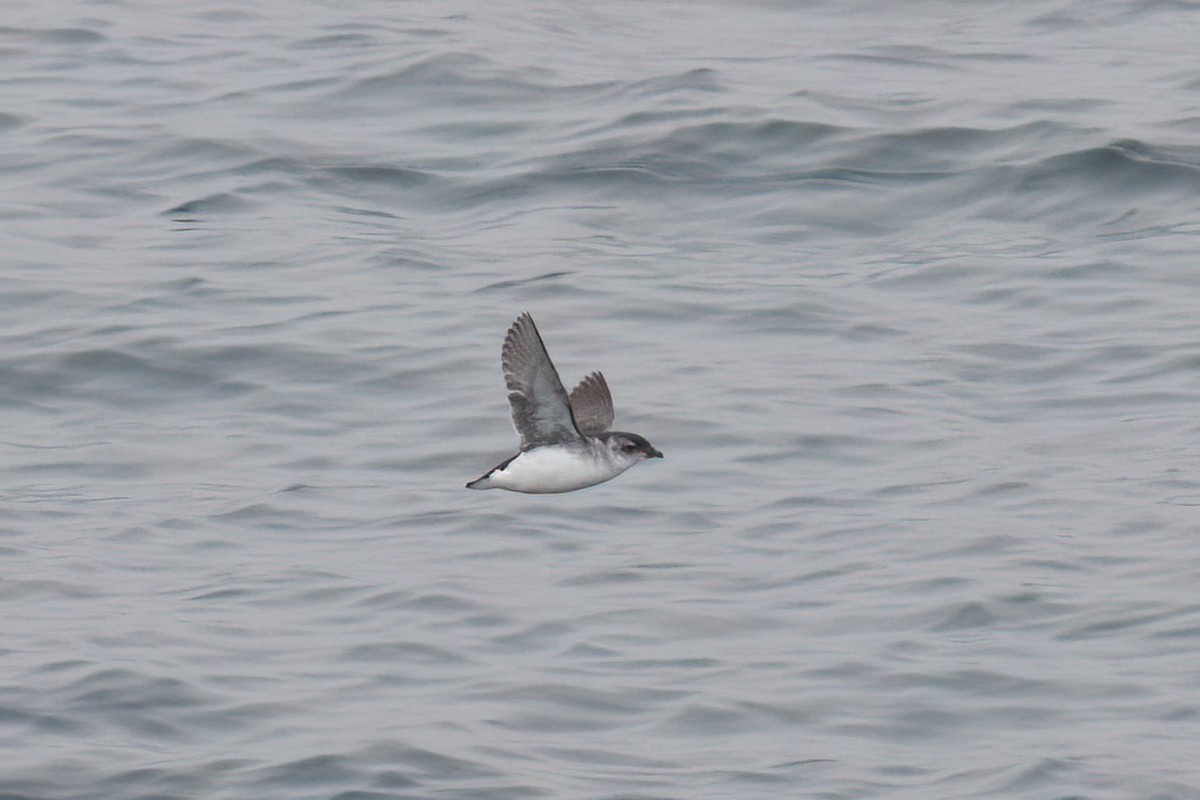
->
[502, 313, 581, 447]
[568, 371, 614, 435]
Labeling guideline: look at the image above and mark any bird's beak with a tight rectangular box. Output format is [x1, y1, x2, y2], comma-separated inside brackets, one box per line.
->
[649, 449, 663, 459]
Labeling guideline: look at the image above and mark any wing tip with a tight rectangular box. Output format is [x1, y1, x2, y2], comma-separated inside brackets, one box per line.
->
[503, 312, 538, 351]
[572, 370, 609, 394]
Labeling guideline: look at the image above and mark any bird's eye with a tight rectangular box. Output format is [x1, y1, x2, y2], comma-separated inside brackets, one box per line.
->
[623, 443, 639, 452]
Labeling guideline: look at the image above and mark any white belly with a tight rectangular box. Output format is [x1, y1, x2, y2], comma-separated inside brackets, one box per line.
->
[484, 446, 627, 494]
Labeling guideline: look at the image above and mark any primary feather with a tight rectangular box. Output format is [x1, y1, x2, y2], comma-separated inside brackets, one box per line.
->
[501, 313, 580, 447]
[568, 371, 614, 435]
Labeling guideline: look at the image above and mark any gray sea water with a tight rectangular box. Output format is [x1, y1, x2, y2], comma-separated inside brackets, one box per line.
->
[4, 1, 1200, 798]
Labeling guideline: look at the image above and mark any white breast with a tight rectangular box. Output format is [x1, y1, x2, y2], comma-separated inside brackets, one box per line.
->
[487, 445, 629, 494]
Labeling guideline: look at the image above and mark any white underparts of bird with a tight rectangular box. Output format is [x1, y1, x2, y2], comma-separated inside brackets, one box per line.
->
[467, 313, 662, 494]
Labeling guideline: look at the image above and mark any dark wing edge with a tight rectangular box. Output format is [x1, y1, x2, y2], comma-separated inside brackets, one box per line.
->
[568, 371, 614, 435]
[502, 313, 580, 447]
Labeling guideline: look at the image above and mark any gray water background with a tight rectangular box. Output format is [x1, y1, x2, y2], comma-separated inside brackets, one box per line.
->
[4, 1, 1200, 798]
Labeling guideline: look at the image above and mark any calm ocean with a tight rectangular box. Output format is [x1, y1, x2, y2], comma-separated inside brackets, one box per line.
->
[3, 1, 1200, 798]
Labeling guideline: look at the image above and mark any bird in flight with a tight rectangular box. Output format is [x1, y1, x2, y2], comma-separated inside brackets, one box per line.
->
[467, 313, 662, 493]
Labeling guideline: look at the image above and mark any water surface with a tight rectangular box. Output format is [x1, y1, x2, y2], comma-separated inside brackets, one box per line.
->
[3, 1, 1200, 798]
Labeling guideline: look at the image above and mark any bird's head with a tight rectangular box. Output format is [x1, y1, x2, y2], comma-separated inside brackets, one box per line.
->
[604, 432, 663, 462]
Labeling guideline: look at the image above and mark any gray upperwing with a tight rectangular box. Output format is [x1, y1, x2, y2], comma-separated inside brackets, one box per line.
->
[502, 313, 581, 447]
[568, 371, 614, 435]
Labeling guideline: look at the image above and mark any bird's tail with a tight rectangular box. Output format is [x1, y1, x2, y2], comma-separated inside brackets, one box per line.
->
[465, 474, 493, 490]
